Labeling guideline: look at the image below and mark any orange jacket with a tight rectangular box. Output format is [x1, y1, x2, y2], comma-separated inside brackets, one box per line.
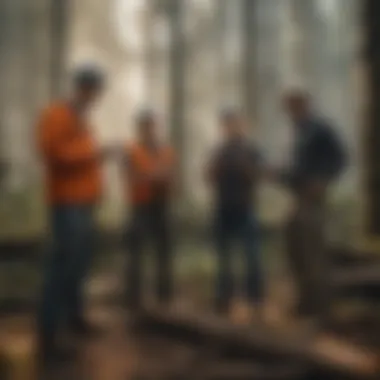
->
[38, 102, 102, 205]
[126, 143, 175, 205]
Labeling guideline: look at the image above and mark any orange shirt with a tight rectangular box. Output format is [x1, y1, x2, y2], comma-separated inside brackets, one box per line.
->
[127, 143, 175, 205]
[38, 102, 102, 205]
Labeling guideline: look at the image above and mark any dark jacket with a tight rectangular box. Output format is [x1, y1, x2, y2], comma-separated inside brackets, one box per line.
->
[212, 139, 261, 212]
[285, 117, 347, 193]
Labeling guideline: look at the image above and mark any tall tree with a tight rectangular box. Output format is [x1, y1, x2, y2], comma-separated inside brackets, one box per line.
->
[217, 0, 244, 107]
[294, 0, 359, 195]
[0, 0, 10, 187]
[242, 0, 256, 128]
[2, 0, 31, 190]
[168, 0, 186, 192]
[216, 0, 228, 95]
[144, 0, 156, 105]
[50, 0, 69, 98]
[364, 0, 380, 235]
[254, 0, 285, 156]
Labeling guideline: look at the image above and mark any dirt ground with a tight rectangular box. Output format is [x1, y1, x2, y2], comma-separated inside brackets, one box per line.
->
[0, 236, 378, 379]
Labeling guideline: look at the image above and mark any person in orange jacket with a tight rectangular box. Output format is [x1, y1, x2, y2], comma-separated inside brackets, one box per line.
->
[124, 110, 176, 310]
[37, 65, 109, 365]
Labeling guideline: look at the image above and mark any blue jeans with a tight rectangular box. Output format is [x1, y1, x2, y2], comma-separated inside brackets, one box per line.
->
[38, 204, 95, 346]
[214, 208, 263, 311]
[125, 202, 173, 308]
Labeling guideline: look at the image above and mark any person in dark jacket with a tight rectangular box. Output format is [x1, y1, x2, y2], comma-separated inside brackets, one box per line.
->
[206, 108, 264, 319]
[281, 90, 347, 321]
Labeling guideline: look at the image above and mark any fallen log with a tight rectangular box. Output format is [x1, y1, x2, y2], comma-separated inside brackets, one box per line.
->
[330, 247, 379, 268]
[334, 265, 380, 288]
[137, 307, 380, 379]
[0, 298, 36, 316]
[0, 239, 42, 261]
[198, 361, 308, 380]
[333, 265, 380, 299]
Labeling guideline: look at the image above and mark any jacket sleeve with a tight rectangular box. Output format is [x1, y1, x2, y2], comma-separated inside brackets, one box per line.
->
[38, 109, 97, 167]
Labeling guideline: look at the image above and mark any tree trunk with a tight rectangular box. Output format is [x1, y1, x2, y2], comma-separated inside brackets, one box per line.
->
[254, 0, 285, 157]
[2, 0, 32, 191]
[364, 0, 380, 235]
[0, 1, 9, 185]
[217, 0, 243, 107]
[168, 0, 186, 193]
[50, 0, 69, 98]
[242, 0, 256, 128]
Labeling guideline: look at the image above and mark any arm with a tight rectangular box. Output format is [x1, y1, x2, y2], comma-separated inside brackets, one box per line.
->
[38, 109, 98, 167]
[125, 147, 172, 184]
[205, 148, 222, 184]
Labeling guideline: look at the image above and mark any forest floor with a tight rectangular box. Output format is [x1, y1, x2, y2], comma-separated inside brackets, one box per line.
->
[0, 236, 378, 379]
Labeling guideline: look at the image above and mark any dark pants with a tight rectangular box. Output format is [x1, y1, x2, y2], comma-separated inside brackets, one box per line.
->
[214, 207, 263, 312]
[285, 199, 331, 318]
[125, 202, 172, 309]
[38, 204, 95, 348]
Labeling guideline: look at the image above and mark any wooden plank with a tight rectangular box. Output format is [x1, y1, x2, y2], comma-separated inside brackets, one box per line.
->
[137, 307, 380, 378]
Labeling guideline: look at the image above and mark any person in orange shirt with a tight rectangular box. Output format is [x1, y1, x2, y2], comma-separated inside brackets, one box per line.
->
[37, 66, 108, 365]
[124, 110, 176, 311]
